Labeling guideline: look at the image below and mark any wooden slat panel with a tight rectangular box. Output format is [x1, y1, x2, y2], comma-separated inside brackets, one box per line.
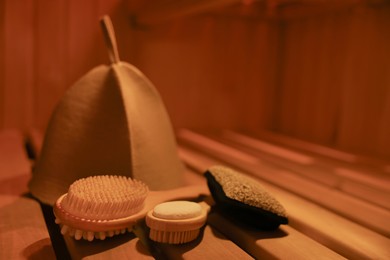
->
[178, 158, 346, 259]
[67, 0, 101, 86]
[0, 129, 55, 259]
[208, 213, 345, 260]
[153, 225, 254, 259]
[134, 0, 241, 25]
[254, 129, 390, 174]
[0, 0, 4, 127]
[178, 144, 390, 259]
[177, 129, 390, 237]
[337, 6, 390, 160]
[274, 5, 390, 159]
[132, 15, 278, 130]
[34, 0, 68, 130]
[2, 0, 35, 129]
[275, 12, 347, 144]
[221, 131, 390, 210]
[0, 195, 56, 259]
[62, 233, 154, 260]
[0, 130, 31, 195]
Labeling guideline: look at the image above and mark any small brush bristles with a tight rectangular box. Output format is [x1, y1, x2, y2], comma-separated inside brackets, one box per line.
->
[207, 165, 287, 218]
[149, 229, 200, 244]
[61, 175, 148, 220]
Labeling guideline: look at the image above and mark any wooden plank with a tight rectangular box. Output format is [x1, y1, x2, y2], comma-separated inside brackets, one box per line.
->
[0, 195, 56, 259]
[134, 0, 241, 25]
[2, 0, 35, 129]
[222, 131, 341, 187]
[178, 145, 390, 259]
[337, 6, 390, 160]
[152, 225, 253, 259]
[62, 232, 154, 260]
[208, 214, 344, 260]
[244, 131, 390, 189]
[0, 129, 55, 258]
[34, 0, 68, 130]
[254, 129, 390, 174]
[67, 0, 101, 86]
[0, 0, 4, 128]
[221, 130, 390, 210]
[177, 129, 390, 237]
[0, 130, 31, 195]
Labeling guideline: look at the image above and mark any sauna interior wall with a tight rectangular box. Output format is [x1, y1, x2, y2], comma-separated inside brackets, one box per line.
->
[0, 1, 389, 160]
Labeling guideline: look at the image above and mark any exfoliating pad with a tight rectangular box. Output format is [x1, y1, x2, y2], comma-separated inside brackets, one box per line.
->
[205, 166, 288, 230]
[29, 16, 184, 205]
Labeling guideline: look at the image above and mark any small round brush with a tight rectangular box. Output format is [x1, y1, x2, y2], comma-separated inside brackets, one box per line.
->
[204, 165, 288, 230]
[146, 201, 210, 244]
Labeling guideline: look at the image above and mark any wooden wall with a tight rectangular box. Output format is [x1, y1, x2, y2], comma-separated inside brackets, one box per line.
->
[273, 5, 390, 159]
[0, 0, 134, 131]
[1, 0, 389, 159]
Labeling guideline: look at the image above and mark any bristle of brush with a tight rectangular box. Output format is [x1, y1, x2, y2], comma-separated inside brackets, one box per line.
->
[55, 175, 148, 241]
[149, 229, 200, 244]
[61, 175, 148, 220]
[56, 222, 131, 241]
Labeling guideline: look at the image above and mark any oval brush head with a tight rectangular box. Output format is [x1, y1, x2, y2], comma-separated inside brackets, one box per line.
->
[145, 201, 209, 244]
[54, 175, 148, 241]
[204, 165, 288, 230]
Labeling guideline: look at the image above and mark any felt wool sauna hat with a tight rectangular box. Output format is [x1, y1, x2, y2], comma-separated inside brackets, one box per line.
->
[29, 16, 185, 205]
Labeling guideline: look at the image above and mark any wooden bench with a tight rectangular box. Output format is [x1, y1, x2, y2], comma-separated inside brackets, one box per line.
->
[178, 141, 390, 259]
[251, 129, 390, 175]
[2, 128, 389, 259]
[177, 129, 390, 237]
[0, 130, 56, 259]
[219, 130, 390, 210]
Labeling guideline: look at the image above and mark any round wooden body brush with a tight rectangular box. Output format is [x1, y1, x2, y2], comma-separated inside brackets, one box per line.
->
[53, 175, 208, 241]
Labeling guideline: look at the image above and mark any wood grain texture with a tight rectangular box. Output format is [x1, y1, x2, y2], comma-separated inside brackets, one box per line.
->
[253, 128, 390, 174]
[131, 15, 278, 131]
[34, 0, 68, 130]
[177, 129, 390, 237]
[0, 195, 56, 260]
[221, 131, 390, 210]
[0, 129, 55, 259]
[337, 6, 390, 160]
[0, 0, 4, 128]
[2, 0, 34, 130]
[273, 5, 390, 159]
[178, 143, 390, 259]
[0, 130, 31, 195]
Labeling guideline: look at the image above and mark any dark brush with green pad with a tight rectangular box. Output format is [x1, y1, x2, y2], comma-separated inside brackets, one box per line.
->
[204, 166, 288, 230]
